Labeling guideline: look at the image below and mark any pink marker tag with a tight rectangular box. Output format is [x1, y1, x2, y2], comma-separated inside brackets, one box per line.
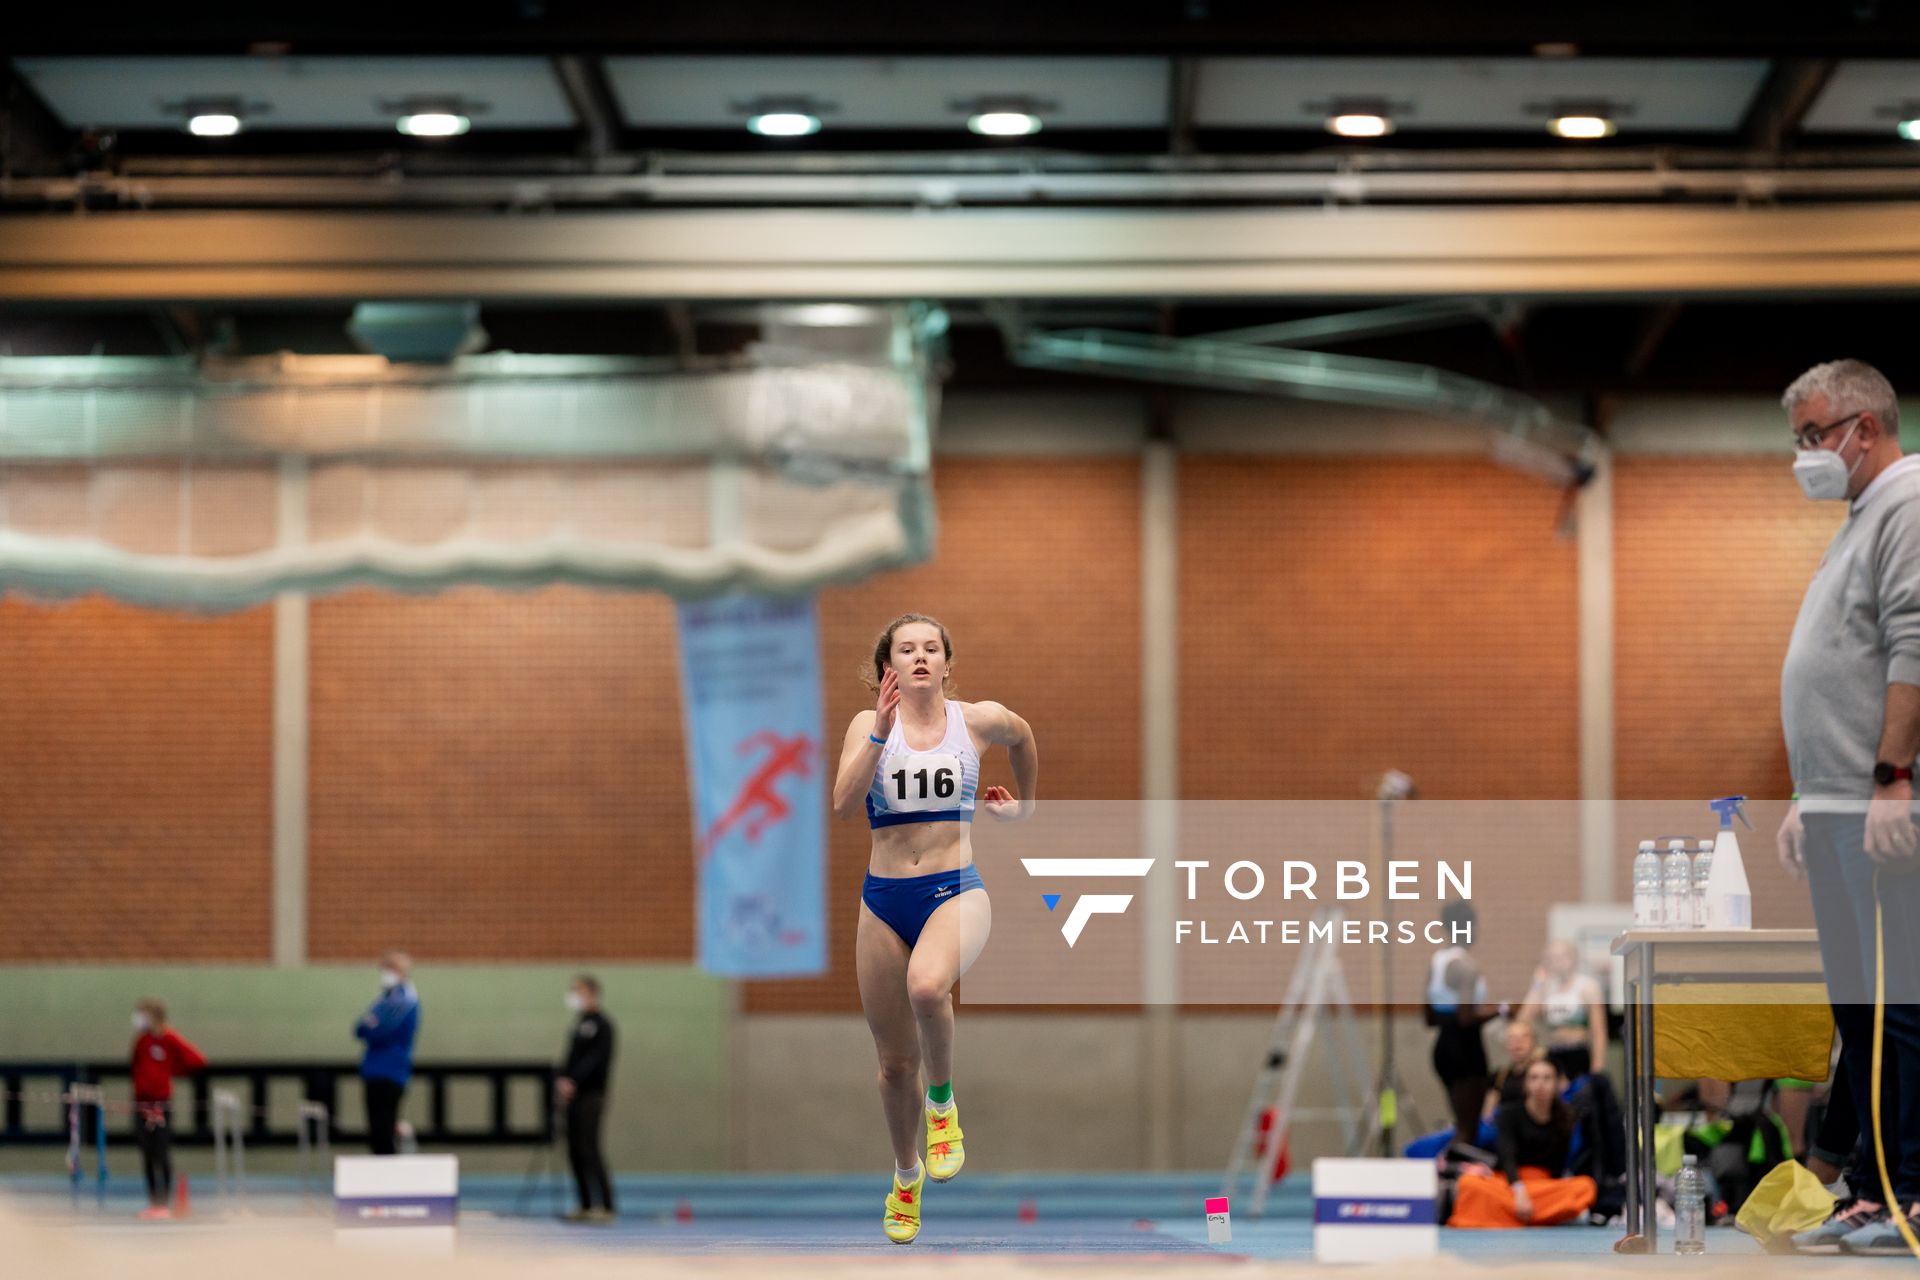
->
[1205, 1196, 1232, 1243]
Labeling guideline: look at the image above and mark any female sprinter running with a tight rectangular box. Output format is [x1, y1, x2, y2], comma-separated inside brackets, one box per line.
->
[831, 613, 1037, 1244]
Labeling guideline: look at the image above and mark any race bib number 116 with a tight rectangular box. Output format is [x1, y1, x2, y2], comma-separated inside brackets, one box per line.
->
[886, 752, 962, 811]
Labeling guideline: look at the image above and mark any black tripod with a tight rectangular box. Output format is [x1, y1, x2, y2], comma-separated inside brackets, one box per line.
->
[511, 1100, 567, 1219]
[1357, 770, 1428, 1156]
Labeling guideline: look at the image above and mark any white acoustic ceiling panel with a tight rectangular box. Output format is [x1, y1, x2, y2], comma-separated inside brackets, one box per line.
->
[13, 56, 574, 130]
[1801, 61, 1920, 133]
[1194, 57, 1771, 132]
[605, 56, 1168, 129]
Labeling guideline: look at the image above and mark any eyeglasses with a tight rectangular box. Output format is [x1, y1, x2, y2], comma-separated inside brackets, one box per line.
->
[1794, 411, 1865, 451]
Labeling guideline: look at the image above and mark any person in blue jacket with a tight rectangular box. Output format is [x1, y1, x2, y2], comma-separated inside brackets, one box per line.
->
[355, 950, 420, 1155]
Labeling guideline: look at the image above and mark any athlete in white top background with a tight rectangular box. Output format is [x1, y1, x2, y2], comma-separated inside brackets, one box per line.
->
[830, 613, 1037, 1244]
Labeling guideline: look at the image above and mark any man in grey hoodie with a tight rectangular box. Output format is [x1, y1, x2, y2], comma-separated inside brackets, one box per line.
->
[1776, 359, 1920, 1256]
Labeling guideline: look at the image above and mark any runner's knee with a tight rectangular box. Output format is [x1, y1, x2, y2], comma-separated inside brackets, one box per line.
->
[907, 972, 952, 1015]
[877, 1051, 921, 1085]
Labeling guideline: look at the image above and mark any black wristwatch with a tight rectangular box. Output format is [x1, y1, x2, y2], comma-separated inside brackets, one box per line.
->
[1873, 762, 1914, 786]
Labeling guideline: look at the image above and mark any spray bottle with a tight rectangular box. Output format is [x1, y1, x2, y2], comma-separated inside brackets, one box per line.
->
[1704, 796, 1754, 930]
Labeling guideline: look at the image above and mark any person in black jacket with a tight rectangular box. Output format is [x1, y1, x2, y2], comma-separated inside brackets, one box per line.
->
[557, 974, 616, 1222]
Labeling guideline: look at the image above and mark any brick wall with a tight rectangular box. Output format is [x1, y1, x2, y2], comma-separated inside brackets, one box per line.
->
[1180, 456, 1581, 801]
[0, 598, 273, 960]
[307, 585, 693, 961]
[1613, 456, 1836, 927]
[1179, 455, 1582, 999]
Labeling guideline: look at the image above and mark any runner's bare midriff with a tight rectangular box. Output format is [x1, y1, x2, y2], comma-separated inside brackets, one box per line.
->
[868, 819, 973, 878]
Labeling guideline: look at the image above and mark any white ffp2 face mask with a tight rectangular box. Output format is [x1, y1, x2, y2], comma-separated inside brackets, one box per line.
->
[379, 969, 402, 990]
[565, 991, 585, 1013]
[132, 1011, 150, 1033]
[1794, 419, 1865, 500]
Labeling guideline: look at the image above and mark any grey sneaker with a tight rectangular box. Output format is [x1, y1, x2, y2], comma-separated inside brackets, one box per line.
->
[1791, 1199, 1882, 1253]
[1840, 1201, 1919, 1256]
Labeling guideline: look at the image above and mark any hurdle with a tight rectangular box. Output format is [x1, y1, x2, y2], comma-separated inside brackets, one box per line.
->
[66, 1082, 107, 1207]
[297, 1100, 332, 1207]
[209, 1088, 248, 1206]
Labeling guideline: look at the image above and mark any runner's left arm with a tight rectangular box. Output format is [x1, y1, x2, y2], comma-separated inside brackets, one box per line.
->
[977, 702, 1037, 817]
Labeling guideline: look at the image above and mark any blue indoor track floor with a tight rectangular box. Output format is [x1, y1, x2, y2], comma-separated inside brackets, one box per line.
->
[4, 1172, 1916, 1275]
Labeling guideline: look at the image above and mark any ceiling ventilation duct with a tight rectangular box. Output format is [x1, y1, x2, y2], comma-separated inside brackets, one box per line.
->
[0, 304, 944, 609]
[1001, 300, 1601, 486]
[346, 301, 489, 363]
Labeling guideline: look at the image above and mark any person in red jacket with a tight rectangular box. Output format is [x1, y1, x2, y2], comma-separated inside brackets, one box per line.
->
[130, 997, 206, 1219]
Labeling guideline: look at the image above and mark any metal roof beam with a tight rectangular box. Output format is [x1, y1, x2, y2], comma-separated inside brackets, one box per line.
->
[10, 203, 1920, 302]
[552, 55, 622, 162]
[26, 160, 1920, 207]
[1739, 57, 1838, 152]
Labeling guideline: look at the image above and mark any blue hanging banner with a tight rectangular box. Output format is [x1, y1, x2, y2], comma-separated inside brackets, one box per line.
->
[675, 594, 827, 977]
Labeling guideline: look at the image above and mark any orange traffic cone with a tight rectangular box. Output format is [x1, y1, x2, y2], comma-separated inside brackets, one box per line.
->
[173, 1173, 191, 1220]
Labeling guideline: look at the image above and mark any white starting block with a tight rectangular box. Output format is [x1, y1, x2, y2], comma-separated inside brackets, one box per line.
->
[1312, 1158, 1438, 1263]
[334, 1154, 459, 1253]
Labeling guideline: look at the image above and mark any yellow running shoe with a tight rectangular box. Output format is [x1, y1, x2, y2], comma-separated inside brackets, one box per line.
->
[883, 1163, 924, 1244]
[926, 1104, 965, 1182]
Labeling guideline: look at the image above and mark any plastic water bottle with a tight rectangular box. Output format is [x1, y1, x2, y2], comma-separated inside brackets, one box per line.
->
[1632, 841, 1662, 927]
[1663, 840, 1694, 929]
[1675, 1153, 1706, 1254]
[1692, 840, 1713, 929]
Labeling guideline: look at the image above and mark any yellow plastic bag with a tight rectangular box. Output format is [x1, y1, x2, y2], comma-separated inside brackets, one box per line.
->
[1654, 1124, 1689, 1179]
[1735, 1161, 1837, 1252]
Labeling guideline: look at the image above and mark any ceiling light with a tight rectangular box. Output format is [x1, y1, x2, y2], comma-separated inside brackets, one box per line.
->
[1327, 113, 1394, 138]
[968, 111, 1042, 137]
[397, 112, 470, 138]
[1314, 97, 1405, 140]
[952, 95, 1053, 140]
[737, 95, 834, 138]
[1549, 114, 1615, 139]
[766, 304, 886, 327]
[1900, 120, 1920, 141]
[747, 112, 821, 138]
[169, 96, 251, 138]
[186, 113, 243, 138]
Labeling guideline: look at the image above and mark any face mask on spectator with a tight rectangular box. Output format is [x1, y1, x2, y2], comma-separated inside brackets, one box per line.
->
[1794, 418, 1865, 500]
[132, 1011, 150, 1032]
[565, 991, 585, 1013]
[379, 969, 402, 990]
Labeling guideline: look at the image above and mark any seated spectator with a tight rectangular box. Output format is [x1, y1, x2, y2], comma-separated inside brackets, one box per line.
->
[1449, 1058, 1598, 1229]
[1680, 1078, 1795, 1219]
[1407, 1021, 1546, 1162]
[1564, 1067, 1627, 1219]
[1485, 1020, 1546, 1122]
